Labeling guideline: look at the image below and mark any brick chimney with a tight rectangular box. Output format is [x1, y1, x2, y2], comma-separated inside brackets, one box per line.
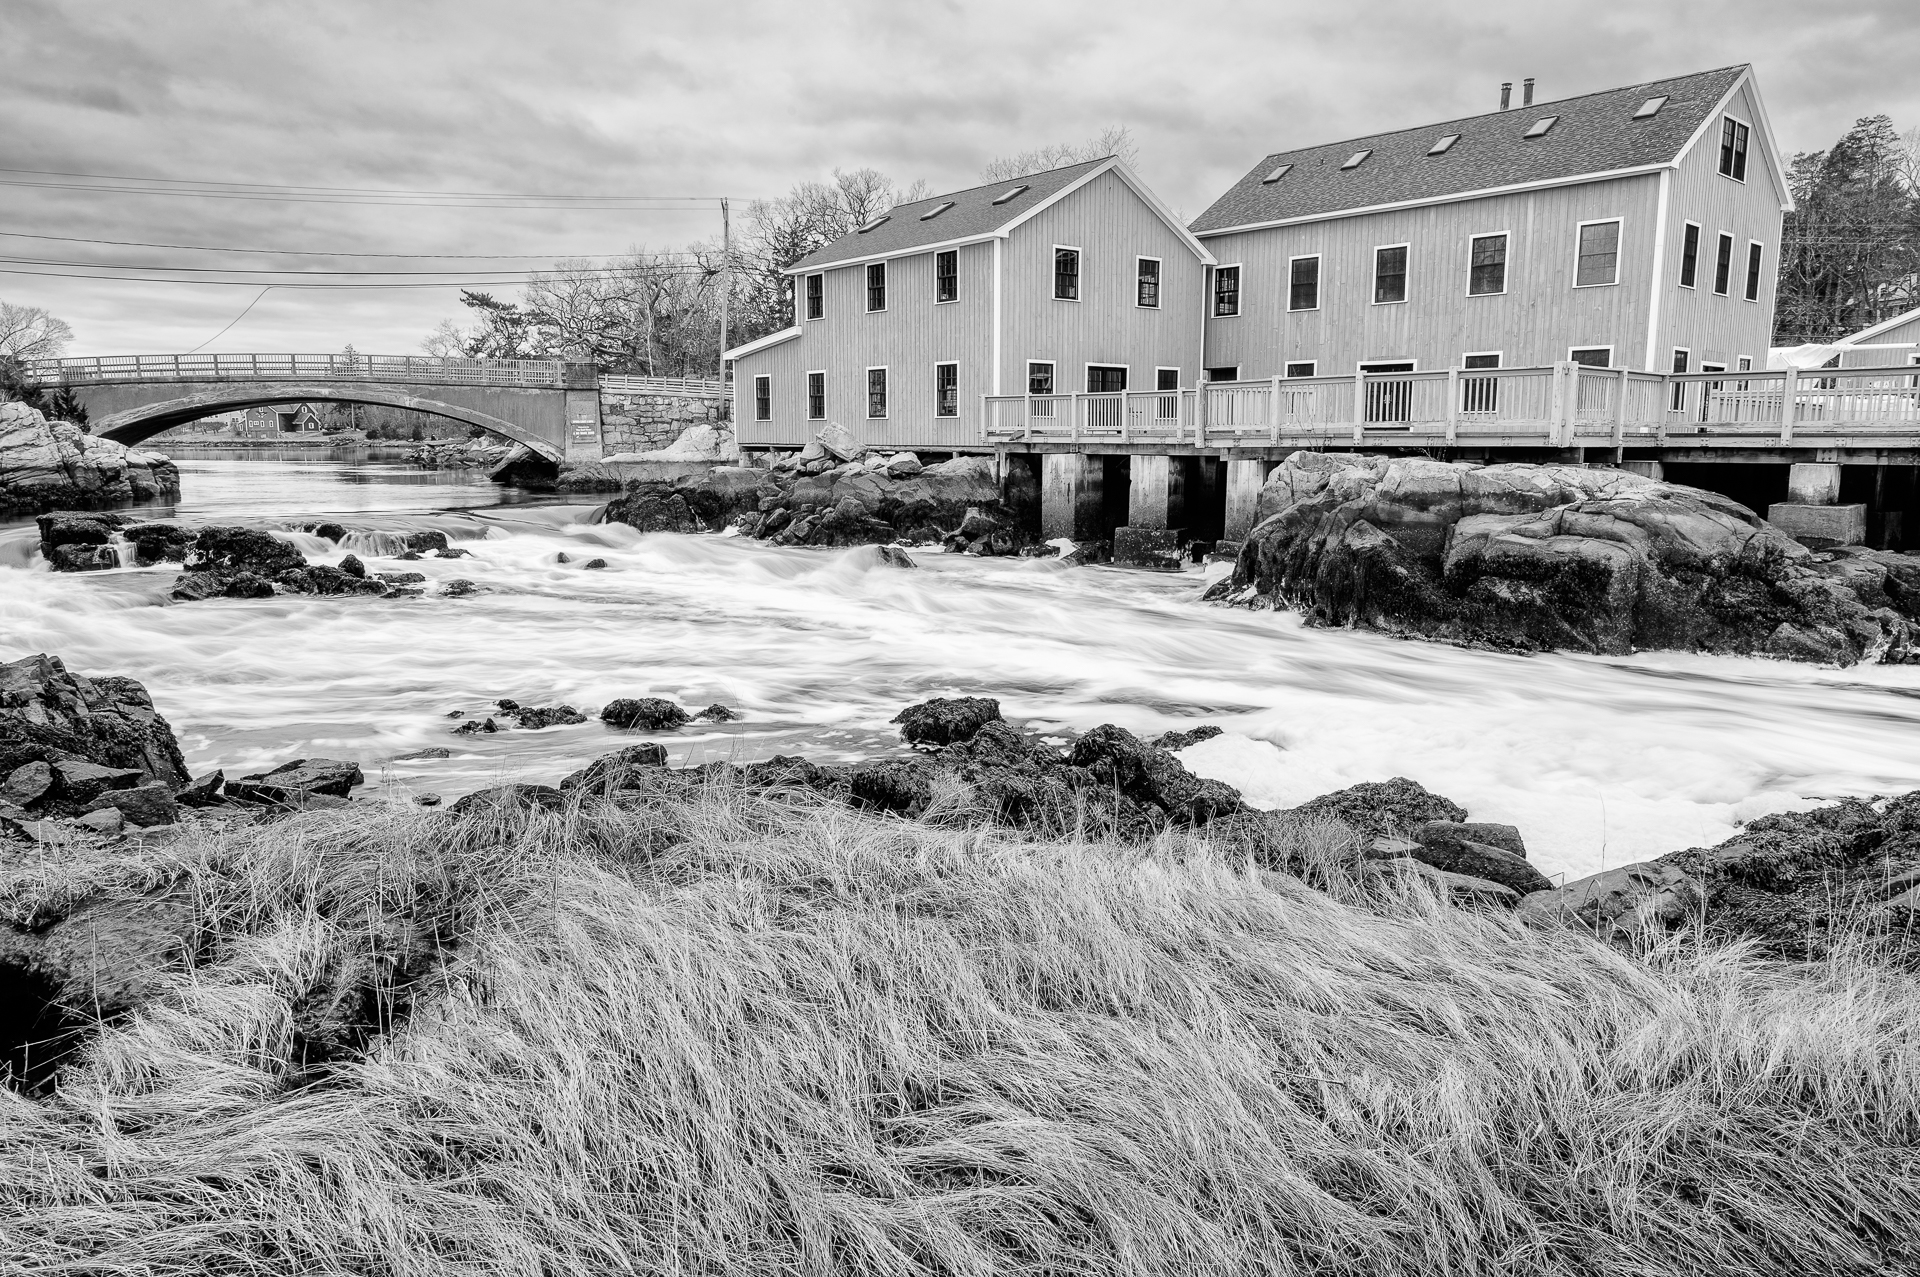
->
[1499, 82, 1512, 110]
[1523, 77, 1535, 107]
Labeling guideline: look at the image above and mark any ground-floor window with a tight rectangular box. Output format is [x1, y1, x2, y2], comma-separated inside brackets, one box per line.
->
[1086, 364, 1127, 393]
[1360, 360, 1415, 423]
[934, 362, 958, 417]
[1569, 346, 1613, 368]
[1670, 348, 1690, 411]
[867, 367, 887, 419]
[807, 371, 825, 420]
[753, 374, 771, 421]
[1154, 368, 1180, 419]
[1206, 366, 1240, 382]
[1285, 361, 1316, 378]
[1462, 352, 1500, 413]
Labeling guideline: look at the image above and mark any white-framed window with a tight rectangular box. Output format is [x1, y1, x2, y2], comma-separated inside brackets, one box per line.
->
[1462, 351, 1501, 413]
[866, 366, 887, 418]
[1136, 257, 1161, 309]
[1288, 255, 1320, 311]
[1206, 366, 1240, 382]
[1285, 361, 1316, 378]
[806, 370, 825, 420]
[1737, 354, 1753, 390]
[1054, 246, 1080, 301]
[1468, 231, 1509, 296]
[1678, 222, 1701, 289]
[1213, 264, 1241, 317]
[935, 250, 958, 304]
[1744, 241, 1764, 302]
[1718, 115, 1750, 182]
[1713, 232, 1734, 295]
[1027, 360, 1055, 395]
[1154, 367, 1181, 419]
[934, 361, 958, 417]
[1569, 346, 1614, 367]
[1154, 367, 1182, 390]
[1359, 359, 1416, 423]
[1085, 364, 1127, 393]
[1574, 218, 1622, 287]
[804, 273, 824, 319]
[753, 374, 771, 421]
[1373, 244, 1409, 304]
[1699, 362, 1726, 422]
[866, 262, 886, 312]
[1669, 348, 1690, 411]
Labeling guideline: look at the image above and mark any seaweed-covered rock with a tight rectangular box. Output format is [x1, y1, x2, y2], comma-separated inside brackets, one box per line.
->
[1282, 777, 1468, 839]
[892, 696, 1003, 748]
[601, 698, 690, 731]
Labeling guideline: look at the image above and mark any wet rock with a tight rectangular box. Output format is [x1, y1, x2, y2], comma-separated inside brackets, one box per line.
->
[377, 571, 427, 586]
[892, 696, 1003, 748]
[693, 703, 739, 722]
[176, 770, 225, 807]
[393, 747, 451, 761]
[436, 546, 472, 559]
[219, 572, 276, 599]
[448, 783, 566, 815]
[415, 792, 442, 807]
[83, 782, 177, 828]
[452, 717, 498, 735]
[876, 545, 917, 569]
[601, 698, 690, 731]
[35, 511, 131, 572]
[339, 553, 367, 578]
[404, 531, 450, 554]
[168, 571, 224, 602]
[186, 526, 306, 578]
[275, 565, 386, 597]
[441, 579, 480, 597]
[1282, 777, 1468, 840]
[1067, 724, 1243, 824]
[599, 483, 699, 534]
[0, 654, 189, 793]
[583, 558, 608, 570]
[560, 743, 670, 793]
[300, 521, 347, 542]
[503, 704, 587, 730]
[1153, 725, 1224, 751]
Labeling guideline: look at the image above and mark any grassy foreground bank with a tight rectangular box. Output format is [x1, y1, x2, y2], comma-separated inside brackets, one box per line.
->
[4, 785, 1918, 1275]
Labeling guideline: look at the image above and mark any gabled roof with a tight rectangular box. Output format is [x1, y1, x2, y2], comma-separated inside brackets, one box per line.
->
[786, 158, 1212, 272]
[1836, 304, 1920, 346]
[1192, 65, 1772, 235]
[723, 325, 800, 362]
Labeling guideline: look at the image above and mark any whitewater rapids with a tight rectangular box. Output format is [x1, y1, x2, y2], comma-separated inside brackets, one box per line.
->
[4, 452, 1920, 885]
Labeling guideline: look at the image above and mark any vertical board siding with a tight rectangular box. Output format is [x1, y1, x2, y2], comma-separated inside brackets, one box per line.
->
[1841, 312, 1920, 367]
[1001, 170, 1207, 395]
[1198, 174, 1661, 377]
[1656, 81, 1786, 372]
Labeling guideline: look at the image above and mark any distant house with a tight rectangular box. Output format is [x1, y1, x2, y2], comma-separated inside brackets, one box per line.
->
[727, 157, 1214, 450]
[1829, 306, 1920, 369]
[1189, 65, 1792, 383]
[236, 403, 326, 433]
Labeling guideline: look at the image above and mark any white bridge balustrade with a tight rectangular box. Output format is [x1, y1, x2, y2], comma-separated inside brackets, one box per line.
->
[978, 363, 1920, 451]
[25, 353, 598, 389]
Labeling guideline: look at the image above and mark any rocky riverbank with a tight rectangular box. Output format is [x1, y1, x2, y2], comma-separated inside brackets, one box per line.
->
[1210, 451, 1920, 666]
[0, 402, 178, 516]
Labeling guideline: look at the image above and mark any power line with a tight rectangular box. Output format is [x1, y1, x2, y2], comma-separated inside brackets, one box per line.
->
[0, 255, 663, 277]
[0, 165, 730, 201]
[0, 265, 715, 288]
[182, 287, 274, 354]
[0, 179, 722, 210]
[0, 230, 693, 260]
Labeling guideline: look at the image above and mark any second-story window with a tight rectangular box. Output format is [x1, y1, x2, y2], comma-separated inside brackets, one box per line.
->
[1054, 248, 1080, 300]
[1679, 224, 1700, 288]
[867, 367, 887, 418]
[866, 262, 887, 312]
[1289, 256, 1319, 310]
[805, 273, 824, 319]
[1374, 245, 1408, 304]
[1136, 257, 1160, 308]
[1719, 117, 1749, 181]
[1469, 233, 1507, 295]
[807, 371, 825, 420]
[1575, 220, 1621, 287]
[1745, 242, 1764, 302]
[935, 362, 958, 416]
[1213, 265, 1240, 316]
[935, 250, 957, 303]
[753, 374, 770, 421]
[1714, 232, 1734, 295]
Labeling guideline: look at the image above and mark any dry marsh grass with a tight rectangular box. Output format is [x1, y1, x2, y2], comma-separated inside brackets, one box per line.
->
[3, 784, 1918, 1276]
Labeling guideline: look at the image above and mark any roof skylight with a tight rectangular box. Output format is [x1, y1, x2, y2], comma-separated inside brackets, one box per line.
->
[1340, 150, 1372, 170]
[857, 214, 891, 233]
[1261, 163, 1292, 183]
[990, 184, 1030, 205]
[1632, 96, 1668, 119]
[919, 201, 955, 220]
[1524, 116, 1559, 139]
[1428, 134, 1461, 155]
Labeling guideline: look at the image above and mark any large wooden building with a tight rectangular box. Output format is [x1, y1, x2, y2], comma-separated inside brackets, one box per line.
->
[1191, 65, 1791, 384]
[727, 158, 1213, 451]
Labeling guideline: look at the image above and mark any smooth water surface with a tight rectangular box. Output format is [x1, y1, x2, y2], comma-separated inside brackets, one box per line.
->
[6, 454, 1920, 884]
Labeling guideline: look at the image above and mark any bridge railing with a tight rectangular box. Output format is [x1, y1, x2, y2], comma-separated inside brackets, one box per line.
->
[22, 353, 578, 389]
[598, 374, 728, 397]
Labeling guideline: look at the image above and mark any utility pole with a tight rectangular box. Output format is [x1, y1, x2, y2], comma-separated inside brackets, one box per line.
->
[719, 197, 731, 384]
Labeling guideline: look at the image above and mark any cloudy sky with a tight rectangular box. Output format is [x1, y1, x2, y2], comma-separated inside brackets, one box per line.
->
[4, 0, 1917, 357]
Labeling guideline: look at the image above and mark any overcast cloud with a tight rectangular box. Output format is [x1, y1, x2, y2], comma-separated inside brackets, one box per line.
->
[3, 0, 1917, 356]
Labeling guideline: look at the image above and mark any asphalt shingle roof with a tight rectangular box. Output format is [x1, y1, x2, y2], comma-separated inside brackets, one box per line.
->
[1190, 66, 1749, 234]
[786, 158, 1112, 272]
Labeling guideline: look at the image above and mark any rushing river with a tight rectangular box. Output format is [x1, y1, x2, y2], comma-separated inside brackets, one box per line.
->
[6, 449, 1920, 885]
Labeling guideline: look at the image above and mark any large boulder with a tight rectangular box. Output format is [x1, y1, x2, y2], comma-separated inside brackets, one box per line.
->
[0, 655, 190, 801]
[0, 402, 179, 516]
[891, 696, 1003, 748]
[1281, 776, 1467, 839]
[1213, 452, 1920, 665]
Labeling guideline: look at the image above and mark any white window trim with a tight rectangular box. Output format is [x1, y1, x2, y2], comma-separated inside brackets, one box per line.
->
[933, 360, 959, 417]
[1153, 365, 1183, 390]
[1026, 359, 1056, 396]
[865, 261, 887, 314]
[752, 373, 772, 422]
[1207, 366, 1242, 382]
[1053, 244, 1083, 303]
[933, 251, 959, 306]
[1568, 345, 1616, 367]
[1284, 360, 1318, 378]
[1371, 243, 1410, 306]
[1357, 359, 1419, 372]
[804, 273, 825, 320]
[1211, 262, 1244, 318]
[1719, 112, 1752, 184]
[1461, 350, 1503, 366]
[1712, 230, 1734, 296]
[1677, 221, 1702, 289]
[1135, 255, 1163, 310]
[1083, 362, 1129, 393]
[1286, 253, 1322, 312]
[805, 369, 827, 421]
[1572, 217, 1624, 289]
[1465, 230, 1511, 297]
[865, 365, 888, 419]
[1744, 239, 1765, 303]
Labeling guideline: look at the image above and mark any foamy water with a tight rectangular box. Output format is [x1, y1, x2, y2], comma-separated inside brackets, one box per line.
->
[5, 453, 1920, 885]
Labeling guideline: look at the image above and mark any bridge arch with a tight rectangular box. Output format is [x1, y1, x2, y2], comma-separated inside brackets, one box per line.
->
[89, 383, 564, 462]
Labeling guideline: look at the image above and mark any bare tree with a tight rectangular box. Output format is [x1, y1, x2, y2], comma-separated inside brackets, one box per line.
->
[0, 300, 74, 362]
[980, 125, 1137, 183]
[734, 169, 931, 340]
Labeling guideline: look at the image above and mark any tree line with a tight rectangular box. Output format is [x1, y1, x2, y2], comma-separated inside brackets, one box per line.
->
[1776, 114, 1920, 345]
